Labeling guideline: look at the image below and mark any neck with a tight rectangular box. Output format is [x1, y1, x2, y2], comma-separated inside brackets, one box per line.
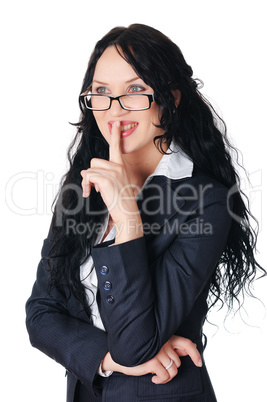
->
[123, 141, 167, 190]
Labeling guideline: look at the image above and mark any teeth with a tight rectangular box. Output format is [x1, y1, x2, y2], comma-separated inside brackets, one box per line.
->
[121, 123, 138, 132]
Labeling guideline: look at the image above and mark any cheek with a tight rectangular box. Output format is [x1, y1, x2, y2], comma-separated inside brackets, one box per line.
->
[150, 104, 162, 125]
[93, 113, 109, 138]
[93, 112, 102, 129]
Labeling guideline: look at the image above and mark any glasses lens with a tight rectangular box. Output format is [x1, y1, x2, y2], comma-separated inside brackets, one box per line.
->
[120, 95, 149, 110]
[84, 95, 110, 110]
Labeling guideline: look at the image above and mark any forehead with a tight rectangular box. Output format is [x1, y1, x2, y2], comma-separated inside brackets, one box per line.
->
[93, 46, 138, 84]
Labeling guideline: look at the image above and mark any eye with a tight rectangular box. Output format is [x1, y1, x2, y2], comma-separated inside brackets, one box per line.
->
[129, 85, 145, 93]
[95, 86, 110, 94]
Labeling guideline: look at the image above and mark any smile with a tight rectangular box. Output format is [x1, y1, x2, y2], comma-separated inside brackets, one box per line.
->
[108, 121, 139, 138]
[121, 123, 138, 132]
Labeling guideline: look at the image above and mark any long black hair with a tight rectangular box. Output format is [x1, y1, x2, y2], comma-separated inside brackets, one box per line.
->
[47, 23, 265, 317]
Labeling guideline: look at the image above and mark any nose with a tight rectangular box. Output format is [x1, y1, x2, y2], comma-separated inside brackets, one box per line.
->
[109, 98, 128, 117]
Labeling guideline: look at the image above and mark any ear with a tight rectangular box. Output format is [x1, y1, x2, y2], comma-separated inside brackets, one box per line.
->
[172, 90, 181, 107]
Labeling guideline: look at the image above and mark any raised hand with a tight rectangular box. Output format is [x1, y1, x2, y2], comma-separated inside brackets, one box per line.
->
[80, 121, 143, 244]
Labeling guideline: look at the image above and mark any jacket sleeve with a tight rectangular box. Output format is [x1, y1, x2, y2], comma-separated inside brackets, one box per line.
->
[91, 186, 232, 366]
[25, 236, 109, 392]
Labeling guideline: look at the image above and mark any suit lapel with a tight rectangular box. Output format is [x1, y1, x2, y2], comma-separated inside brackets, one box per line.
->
[137, 176, 185, 229]
[137, 176, 185, 259]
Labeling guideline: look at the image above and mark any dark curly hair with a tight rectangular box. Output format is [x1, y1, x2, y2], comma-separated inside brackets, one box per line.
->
[46, 23, 265, 318]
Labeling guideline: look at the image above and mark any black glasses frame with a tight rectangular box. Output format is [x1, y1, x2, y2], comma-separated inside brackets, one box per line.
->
[79, 93, 155, 111]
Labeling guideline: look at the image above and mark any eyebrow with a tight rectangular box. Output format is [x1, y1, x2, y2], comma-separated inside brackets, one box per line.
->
[92, 76, 142, 86]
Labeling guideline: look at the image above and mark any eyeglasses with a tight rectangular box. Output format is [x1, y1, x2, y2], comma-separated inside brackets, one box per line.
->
[79, 93, 155, 111]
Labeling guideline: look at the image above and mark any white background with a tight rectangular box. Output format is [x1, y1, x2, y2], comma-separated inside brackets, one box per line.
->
[1, 0, 266, 401]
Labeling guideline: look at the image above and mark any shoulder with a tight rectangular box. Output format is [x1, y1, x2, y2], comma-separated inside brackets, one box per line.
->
[156, 166, 230, 206]
[141, 168, 231, 232]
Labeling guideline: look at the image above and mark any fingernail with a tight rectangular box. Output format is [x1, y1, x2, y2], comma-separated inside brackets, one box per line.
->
[197, 359, 202, 367]
[116, 120, 120, 128]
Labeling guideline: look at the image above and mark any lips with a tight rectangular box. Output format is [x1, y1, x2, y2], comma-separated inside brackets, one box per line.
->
[108, 121, 139, 138]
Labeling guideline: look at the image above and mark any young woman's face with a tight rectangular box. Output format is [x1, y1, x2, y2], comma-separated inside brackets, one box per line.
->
[91, 46, 165, 157]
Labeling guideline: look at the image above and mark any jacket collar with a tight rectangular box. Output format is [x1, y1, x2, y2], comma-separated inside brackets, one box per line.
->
[136, 142, 193, 230]
[141, 141, 193, 188]
[98, 143, 194, 246]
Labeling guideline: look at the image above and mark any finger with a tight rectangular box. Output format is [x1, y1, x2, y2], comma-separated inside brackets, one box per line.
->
[94, 183, 100, 192]
[90, 157, 121, 172]
[171, 337, 202, 367]
[165, 360, 178, 381]
[109, 121, 123, 164]
[182, 344, 202, 367]
[175, 348, 188, 357]
[168, 351, 181, 369]
[151, 364, 170, 385]
[160, 340, 181, 369]
[152, 361, 178, 385]
[91, 158, 111, 168]
[80, 170, 108, 197]
[80, 170, 91, 197]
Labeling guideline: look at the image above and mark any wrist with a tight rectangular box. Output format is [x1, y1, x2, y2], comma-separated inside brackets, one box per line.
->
[114, 217, 143, 244]
[101, 352, 128, 375]
[101, 352, 113, 372]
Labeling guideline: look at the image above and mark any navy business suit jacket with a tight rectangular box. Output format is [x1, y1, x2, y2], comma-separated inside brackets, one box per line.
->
[26, 168, 231, 401]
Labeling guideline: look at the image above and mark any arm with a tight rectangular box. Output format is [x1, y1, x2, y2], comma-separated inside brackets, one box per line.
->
[91, 187, 232, 366]
[25, 237, 109, 392]
[80, 123, 231, 368]
[26, 235, 201, 391]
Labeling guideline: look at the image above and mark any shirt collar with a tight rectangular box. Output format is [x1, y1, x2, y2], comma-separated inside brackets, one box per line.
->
[144, 141, 193, 186]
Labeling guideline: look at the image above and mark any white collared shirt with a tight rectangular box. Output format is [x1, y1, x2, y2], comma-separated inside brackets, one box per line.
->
[80, 143, 193, 376]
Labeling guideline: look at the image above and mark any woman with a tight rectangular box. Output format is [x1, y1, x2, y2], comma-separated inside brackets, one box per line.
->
[26, 24, 265, 401]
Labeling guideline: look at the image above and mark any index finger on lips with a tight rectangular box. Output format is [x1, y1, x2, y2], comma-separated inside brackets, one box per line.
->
[109, 120, 123, 164]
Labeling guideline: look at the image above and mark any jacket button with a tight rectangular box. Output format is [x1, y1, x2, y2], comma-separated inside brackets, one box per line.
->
[103, 281, 112, 291]
[106, 295, 115, 304]
[100, 266, 109, 275]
